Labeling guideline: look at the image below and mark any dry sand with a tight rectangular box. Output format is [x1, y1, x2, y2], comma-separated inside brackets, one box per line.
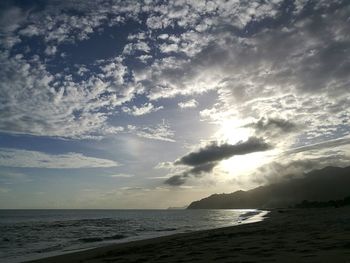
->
[28, 207, 350, 263]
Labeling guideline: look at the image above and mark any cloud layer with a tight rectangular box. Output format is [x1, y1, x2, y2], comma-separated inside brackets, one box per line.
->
[0, 148, 119, 168]
[0, 0, 349, 144]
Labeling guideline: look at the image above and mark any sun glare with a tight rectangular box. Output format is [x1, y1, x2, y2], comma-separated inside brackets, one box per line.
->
[219, 151, 273, 183]
[215, 119, 252, 144]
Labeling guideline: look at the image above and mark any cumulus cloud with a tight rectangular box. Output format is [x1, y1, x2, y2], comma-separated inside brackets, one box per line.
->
[0, 148, 119, 168]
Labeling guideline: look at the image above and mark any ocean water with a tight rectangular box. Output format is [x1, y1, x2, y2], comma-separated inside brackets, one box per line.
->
[0, 209, 267, 263]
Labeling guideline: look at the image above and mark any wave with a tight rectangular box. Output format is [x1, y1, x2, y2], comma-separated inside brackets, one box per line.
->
[78, 234, 127, 243]
[238, 210, 261, 221]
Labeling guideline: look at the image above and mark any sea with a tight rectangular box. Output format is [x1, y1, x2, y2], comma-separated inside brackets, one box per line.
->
[0, 209, 268, 263]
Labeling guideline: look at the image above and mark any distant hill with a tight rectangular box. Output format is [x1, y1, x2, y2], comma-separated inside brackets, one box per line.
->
[187, 166, 350, 209]
[167, 206, 188, 210]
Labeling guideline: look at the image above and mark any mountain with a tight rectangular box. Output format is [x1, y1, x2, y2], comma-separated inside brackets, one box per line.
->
[187, 166, 350, 209]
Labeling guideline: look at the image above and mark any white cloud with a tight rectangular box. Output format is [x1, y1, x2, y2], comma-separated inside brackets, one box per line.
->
[137, 54, 152, 63]
[178, 99, 198, 109]
[147, 176, 170, 180]
[158, 33, 169, 40]
[127, 122, 175, 142]
[159, 43, 179, 53]
[123, 103, 163, 116]
[154, 161, 173, 169]
[0, 148, 119, 168]
[18, 24, 40, 37]
[99, 57, 127, 85]
[107, 173, 134, 178]
[123, 41, 151, 55]
[44, 45, 57, 56]
[0, 51, 132, 139]
[146, 15, 170, 29]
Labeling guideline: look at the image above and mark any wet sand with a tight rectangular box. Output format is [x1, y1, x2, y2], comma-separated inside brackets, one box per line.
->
[28, 207, 350, 262]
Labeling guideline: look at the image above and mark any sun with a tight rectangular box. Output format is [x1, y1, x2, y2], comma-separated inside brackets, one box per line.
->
[213, 118, 276, 181]
[214, 118, 252, 144]
[220, 152, 272, 177]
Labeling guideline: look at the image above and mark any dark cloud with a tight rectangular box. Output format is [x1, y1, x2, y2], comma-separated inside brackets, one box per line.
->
[164, 175, 187, 186]
[164, 162, 218, 186]
[165, 137, 271, 186]
[188, 162, 218, 175]
[177, 137, 271, 167]
[246, 117, 298, 136]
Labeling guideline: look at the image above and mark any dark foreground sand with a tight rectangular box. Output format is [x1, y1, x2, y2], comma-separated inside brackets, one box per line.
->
[28, 207, 350, 263]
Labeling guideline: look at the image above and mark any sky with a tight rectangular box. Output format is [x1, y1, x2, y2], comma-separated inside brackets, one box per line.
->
[0, 0, 349, 209]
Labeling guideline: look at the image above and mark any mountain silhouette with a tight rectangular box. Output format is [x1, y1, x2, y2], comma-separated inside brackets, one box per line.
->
[187, 166, 350, 209]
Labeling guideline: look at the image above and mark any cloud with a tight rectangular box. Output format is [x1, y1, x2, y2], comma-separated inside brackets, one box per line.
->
[197, 2, 350, 146]
[0, 51, 133, 139]
[177, 137, 271, 166]
[188, 162, 218, 174]
[0, 2, 142, 140]
[165, 137, 271, 186]
[107, 173, 134, 178]
[122, 103, 163, 116]
[251, 136, 350, 185]
[154, 161, 173, 170]
[123, 41, 151, 55]
[127, 122, 175, 142]
[178, 99, 198, 109]
[0, 6, 27, 48]
[286, 136, 350, 155]
[164, 175, 186, 186]
[253, 151, 350, 186]
[245, 117, 299, 140]
[247, 117, 297, 133]
[0, 148, 119, 168]
[44, 45, 57, 56]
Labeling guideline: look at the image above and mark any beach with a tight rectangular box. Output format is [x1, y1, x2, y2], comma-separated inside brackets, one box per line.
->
[28, 207, 350, 263]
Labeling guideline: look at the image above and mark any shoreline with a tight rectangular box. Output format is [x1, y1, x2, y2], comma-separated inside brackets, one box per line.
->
[20, 209, 267, 262]
[27, 207, 350, 262]
[23, 209, 268, 263]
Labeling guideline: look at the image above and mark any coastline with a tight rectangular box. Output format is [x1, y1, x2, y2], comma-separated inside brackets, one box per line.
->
[27, 207, 350, 262]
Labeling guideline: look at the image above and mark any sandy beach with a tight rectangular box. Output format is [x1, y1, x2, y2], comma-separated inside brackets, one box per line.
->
[26, 207, 350, 263]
